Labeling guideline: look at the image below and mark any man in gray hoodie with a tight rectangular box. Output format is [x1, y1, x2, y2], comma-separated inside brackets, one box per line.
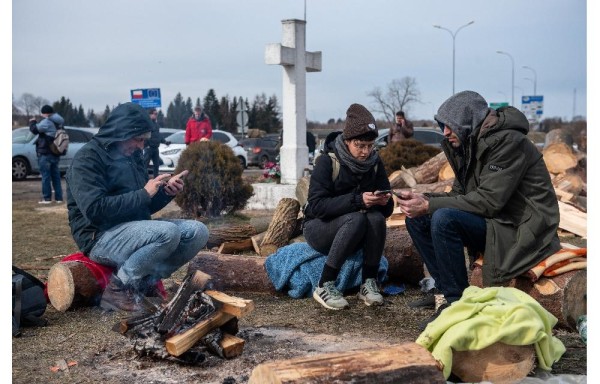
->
[397, 91, 560, 330]
[66, 102, 209, 313]
[29, 105, 65, 203]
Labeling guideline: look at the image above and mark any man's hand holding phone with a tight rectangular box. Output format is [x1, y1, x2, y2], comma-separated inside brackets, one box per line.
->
[164, 170, 189, 196]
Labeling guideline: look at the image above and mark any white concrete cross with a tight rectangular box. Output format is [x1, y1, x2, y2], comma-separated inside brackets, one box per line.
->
[265, 19, 322, 184]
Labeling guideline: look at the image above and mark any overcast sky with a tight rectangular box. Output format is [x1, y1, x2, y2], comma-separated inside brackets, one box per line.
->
[11, 0, 588, 124]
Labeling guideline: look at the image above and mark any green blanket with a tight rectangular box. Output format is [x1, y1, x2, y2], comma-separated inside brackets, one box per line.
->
[416, 286, 566, 379]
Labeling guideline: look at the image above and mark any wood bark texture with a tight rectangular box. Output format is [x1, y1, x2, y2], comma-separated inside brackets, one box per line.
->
[259, 198, 300, 256]
[207, 224, 259, 249]
[248, 342, 445, 384]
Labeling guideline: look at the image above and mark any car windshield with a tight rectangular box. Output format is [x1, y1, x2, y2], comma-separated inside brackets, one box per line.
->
[165, 131, 185, 145]
[12, 127, 36, 144]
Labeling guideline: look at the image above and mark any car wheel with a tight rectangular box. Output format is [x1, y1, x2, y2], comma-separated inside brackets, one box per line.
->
[13, 157, 30, 181]
[238, 156, 247, 169]
[259, 155, 270, 169]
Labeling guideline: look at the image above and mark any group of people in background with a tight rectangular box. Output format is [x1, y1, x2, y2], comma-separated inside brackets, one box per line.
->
[28, 89, 560, 332]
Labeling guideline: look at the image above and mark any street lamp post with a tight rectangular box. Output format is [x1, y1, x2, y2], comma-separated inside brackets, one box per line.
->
[523, 77, 535, 96]
[433, 21, 475, 95]
[496, 51, 515, 106]
[522, 66, 537, 95]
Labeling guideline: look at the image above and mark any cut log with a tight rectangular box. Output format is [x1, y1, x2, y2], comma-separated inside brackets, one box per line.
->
[218, 238, 254, 254]
[469, 268, 586, 330]
[388, 169, 411, 189]
[558, 201, 587, 238]
[219, 333, 246, 358]
[396, 178, 454, 195]
[552, 172, 585, 196]
[295, 176, 311, 207]
[165, 311, 234, 357]
[259, 198, 301, 256]
[188, 252, 276, 293]
[452, 343, 536, 384]
[248, 342, 445, 384]
[544, 128, 574, 148]
[204, 290, 255, 318]
[438, 162, 455, 181]
[47, 261, 103, 312]
[411, 151, 449, 185]
[384, 226, 424, 286]
[207, 224, 260, 249]
[543, 143, 578, 174]
[251, 232, 266, 254]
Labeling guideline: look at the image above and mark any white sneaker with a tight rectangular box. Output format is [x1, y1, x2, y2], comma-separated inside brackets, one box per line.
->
[358, 278, 384, 306]
[55, 200, 63, 204]
[38, 200, 52, 204]
[313, 281, 349, 310]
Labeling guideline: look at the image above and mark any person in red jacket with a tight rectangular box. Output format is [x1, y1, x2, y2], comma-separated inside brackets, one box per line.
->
[185, 106, 213, 144]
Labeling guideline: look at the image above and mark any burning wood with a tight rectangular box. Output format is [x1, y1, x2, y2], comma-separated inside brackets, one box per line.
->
[114, 270, 254, 363]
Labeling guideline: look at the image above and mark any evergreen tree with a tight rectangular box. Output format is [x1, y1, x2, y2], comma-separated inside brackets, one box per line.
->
[203, 89, 221, 129]
[165, 93, 192, 129]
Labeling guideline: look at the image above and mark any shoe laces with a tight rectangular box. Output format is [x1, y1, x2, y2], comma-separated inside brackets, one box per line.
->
[322, 281, 343, 299]
[363, 278, 379, 294]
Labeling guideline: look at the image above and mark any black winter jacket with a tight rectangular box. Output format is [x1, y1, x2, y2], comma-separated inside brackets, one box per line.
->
[66, 103, 173, 254]
[304, 132, 394, 221]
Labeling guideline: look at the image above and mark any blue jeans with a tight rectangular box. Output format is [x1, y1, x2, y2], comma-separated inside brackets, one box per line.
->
[406, 208, 486, 303]
[38, 154, 63, 201]
[89, 219, 209, 289]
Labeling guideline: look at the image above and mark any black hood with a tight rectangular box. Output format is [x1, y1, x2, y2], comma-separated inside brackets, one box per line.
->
[94, 102, 153, 147]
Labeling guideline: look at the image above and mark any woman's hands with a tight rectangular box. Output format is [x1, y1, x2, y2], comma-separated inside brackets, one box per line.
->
[362, 191, 391, 208]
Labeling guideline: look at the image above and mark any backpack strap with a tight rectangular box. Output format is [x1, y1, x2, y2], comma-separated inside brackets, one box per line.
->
[328, 152, 340, 181]
[13, 274, 23, 336]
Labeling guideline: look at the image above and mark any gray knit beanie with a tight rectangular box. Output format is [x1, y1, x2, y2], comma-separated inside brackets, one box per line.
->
[343, 103, 378, 140]
[434, 91, 490, 142]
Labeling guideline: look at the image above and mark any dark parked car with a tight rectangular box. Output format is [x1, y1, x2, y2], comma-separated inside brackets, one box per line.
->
[12, 126, 99, 181]
[240, 137, 280, 169]
[375, 127, 445, 149]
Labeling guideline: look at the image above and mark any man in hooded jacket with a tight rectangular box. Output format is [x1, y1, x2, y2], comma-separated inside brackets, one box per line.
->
[66, 102, 209, 313]
[397, 91, 560, 329]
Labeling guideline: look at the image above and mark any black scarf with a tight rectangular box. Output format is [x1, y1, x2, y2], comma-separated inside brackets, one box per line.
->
[334, 134, 379, 175]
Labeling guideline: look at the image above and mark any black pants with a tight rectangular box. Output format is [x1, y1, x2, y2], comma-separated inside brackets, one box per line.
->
[144, 146, 161, 178]
[303, 211, 387, 271]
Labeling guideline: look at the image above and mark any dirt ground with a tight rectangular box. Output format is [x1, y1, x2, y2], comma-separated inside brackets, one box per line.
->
[11, 177, 588, 383]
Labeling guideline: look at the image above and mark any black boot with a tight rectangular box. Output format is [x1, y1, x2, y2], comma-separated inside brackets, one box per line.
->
[418, 303, 450, 331]
[408, 288, 437, 308]
[100, 275, 155, 314]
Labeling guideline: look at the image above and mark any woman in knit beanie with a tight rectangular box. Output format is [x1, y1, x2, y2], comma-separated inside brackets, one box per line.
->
[303, 103, 394, 310]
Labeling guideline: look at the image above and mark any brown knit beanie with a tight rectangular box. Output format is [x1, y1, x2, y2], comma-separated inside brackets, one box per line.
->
[343, 103, 378, 140]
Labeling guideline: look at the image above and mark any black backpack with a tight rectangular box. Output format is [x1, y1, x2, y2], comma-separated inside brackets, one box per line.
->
[12, 266, 48, 337]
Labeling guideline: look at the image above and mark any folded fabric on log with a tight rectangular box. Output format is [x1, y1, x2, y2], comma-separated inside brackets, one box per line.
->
[264, 242, 388, 299]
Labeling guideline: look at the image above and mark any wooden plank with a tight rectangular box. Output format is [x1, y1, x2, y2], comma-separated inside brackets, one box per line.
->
[165, 311, 234, 357]
[218, 238, 254, 254]
[220, 333, 246, 358]
[248, 342, 444, 384]
[205, 290, 255, 318]
[558, 201, 587, 238]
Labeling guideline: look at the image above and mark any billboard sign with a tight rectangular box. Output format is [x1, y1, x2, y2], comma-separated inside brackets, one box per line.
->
[521, 95, 543, 122]
[489, 102, 509, 109]
[130, 88, 161, 108]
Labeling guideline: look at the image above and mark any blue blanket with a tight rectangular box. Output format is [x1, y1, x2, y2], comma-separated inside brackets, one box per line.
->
[264, 242, 388, 298]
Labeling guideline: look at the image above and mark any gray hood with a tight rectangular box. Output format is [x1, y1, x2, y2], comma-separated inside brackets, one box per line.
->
[434, 90, 490, 144]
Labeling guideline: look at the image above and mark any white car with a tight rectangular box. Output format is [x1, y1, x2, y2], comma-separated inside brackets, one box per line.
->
[158, 129, 248, 171]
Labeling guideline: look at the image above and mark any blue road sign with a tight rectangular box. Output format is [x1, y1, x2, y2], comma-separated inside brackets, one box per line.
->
[130, 88, 161, 108]
[521, 95, 543, 122]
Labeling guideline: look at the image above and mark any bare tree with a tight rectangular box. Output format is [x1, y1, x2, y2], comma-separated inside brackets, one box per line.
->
[17, 93, 49, 118]
[367, 77, 421, 124]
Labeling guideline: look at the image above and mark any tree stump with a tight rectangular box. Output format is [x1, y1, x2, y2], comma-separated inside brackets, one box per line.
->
[259, 198, 300, 256]
[188, 252, 276, 293]
[47, 261, 103, 311]
[384, 226, 424, 286]
[544, 128, 574, 148]
[248, 342, 445, 384]
[438, 162, 455, 181]
[469, 268, 586, 330]
[452, 343, 536, 384]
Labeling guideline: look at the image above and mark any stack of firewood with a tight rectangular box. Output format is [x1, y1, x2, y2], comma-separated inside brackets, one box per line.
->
[116, 270, 254, 363]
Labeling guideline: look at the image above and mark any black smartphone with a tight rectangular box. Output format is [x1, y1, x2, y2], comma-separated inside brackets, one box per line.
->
[374, 189, 392, 196]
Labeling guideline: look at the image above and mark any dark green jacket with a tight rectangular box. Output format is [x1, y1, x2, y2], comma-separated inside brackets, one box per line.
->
[66, 103, 173, 254]
[429, 106, 561, 285]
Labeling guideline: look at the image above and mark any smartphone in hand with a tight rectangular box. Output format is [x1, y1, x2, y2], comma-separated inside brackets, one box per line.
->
[374, 189, 392, 196]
